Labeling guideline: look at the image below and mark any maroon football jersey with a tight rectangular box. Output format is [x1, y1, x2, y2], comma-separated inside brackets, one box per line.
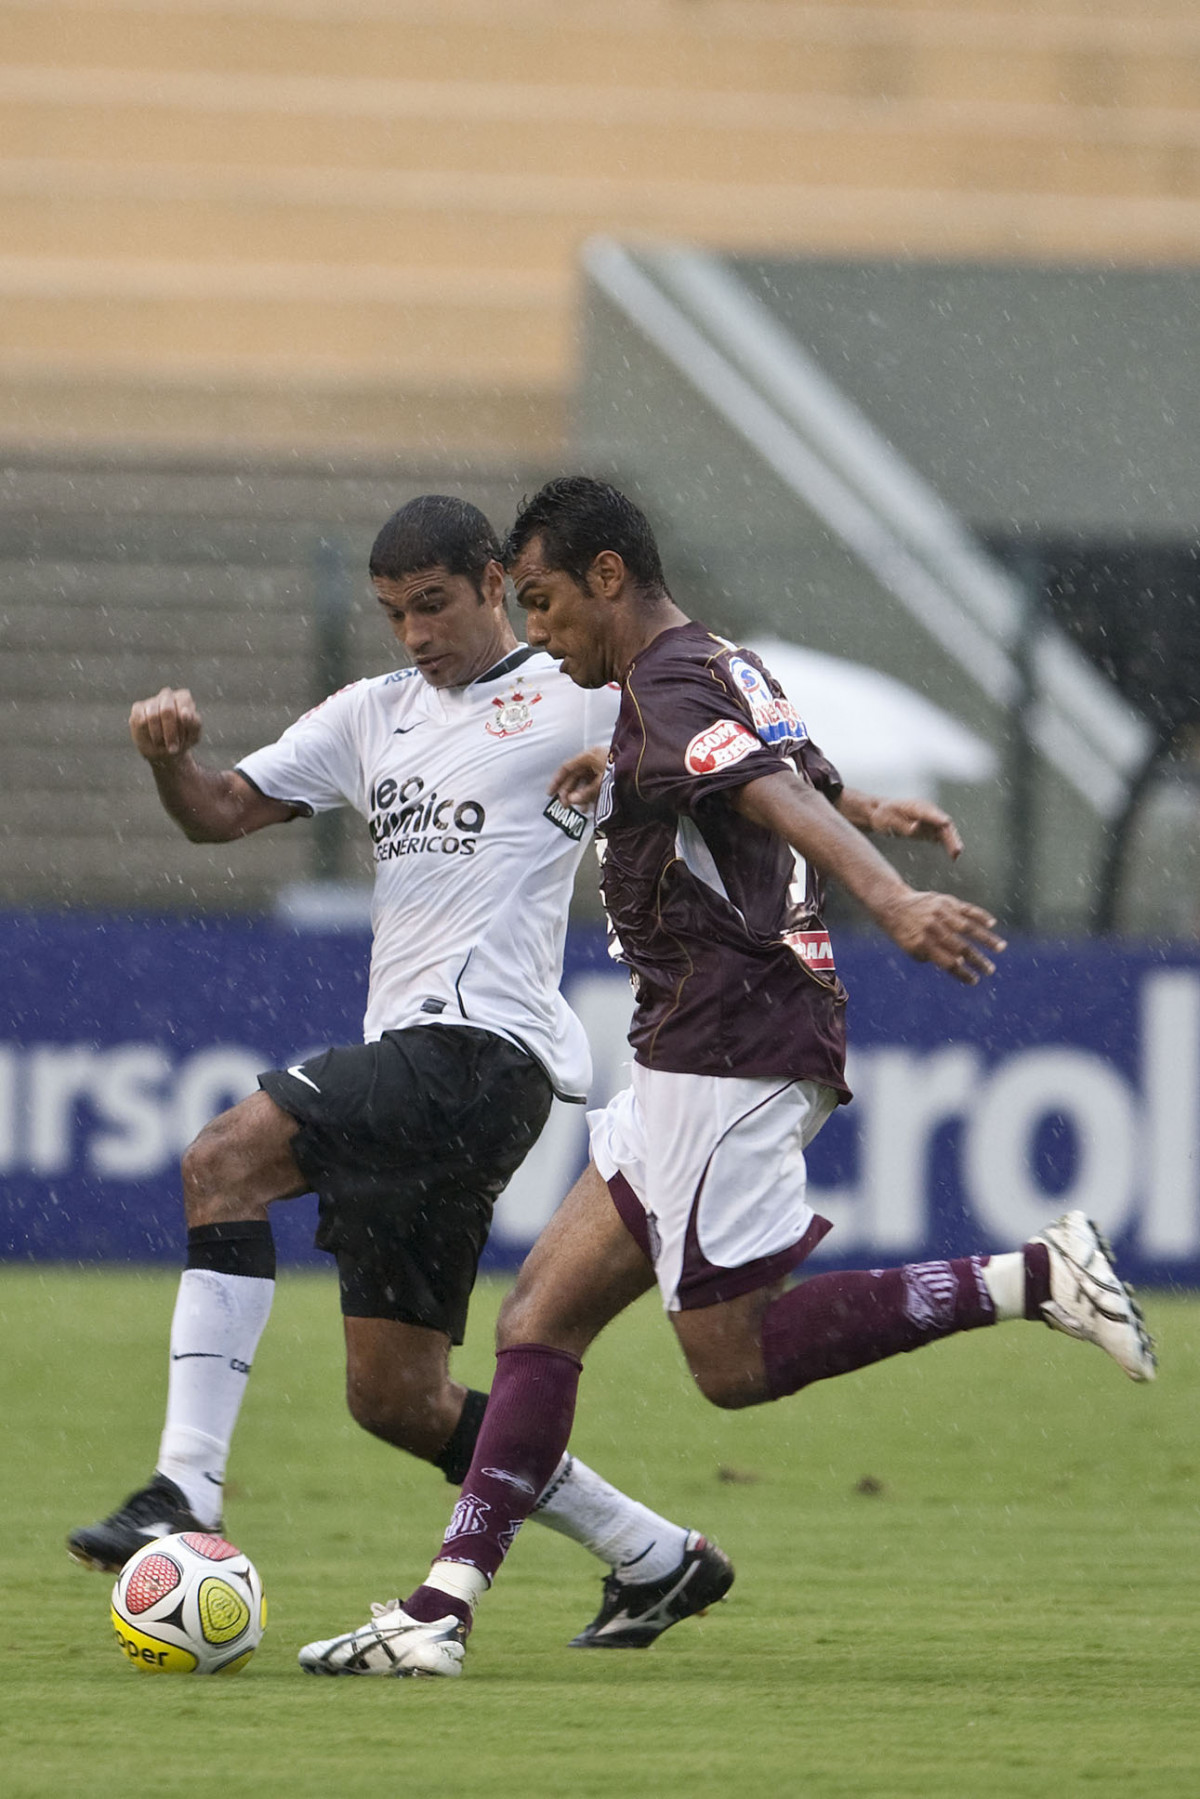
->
[596, 621, 850, 1094]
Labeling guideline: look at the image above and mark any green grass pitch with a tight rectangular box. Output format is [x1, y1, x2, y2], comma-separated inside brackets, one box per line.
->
[2, 1264, 1198, 1798]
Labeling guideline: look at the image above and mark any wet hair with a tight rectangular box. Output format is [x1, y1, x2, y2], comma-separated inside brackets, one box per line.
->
[369, 494, 502, 586]
[504, 476, 668, 596]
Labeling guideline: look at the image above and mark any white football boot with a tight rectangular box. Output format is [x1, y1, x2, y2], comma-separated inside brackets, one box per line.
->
[1031, 1210, 1156, 1382]
[298, 1601, 467, 1678]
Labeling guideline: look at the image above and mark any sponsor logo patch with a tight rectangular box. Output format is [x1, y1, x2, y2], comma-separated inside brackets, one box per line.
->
[542, 796, 587, 842]
[727, 655, 808, 750]
[783, 928, 836, 972]
[684, 718, 758, 776]
[367, 773, 485, 862]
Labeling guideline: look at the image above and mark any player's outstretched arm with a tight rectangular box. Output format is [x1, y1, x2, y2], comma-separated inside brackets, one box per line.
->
[837, 787, 963, 861]
[129, 687, 299, 843]
[732, 769, 1005, 985]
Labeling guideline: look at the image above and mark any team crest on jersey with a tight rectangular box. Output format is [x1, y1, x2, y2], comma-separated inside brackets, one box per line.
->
[684, 718, 758, 776]
[727, 655, 807, 750]
[485, 685, 542, 737]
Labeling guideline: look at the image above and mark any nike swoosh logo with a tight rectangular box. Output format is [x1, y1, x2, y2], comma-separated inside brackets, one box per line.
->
[287, 1065, 321, 1092]
[203, 1472, 224, 1487]
[393, 722, 424, 735]
[171, 1351, 224, 1361]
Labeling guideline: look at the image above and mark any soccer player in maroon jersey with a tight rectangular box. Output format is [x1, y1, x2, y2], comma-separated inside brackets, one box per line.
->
[299, 478, 1154, 1679]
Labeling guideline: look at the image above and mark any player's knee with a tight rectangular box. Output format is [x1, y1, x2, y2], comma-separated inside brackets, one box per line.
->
[180, 1122, 241, 1221]
[688, 1358, 762, 1411]
[344, 1366, 446, 1457]
[496, 1282, 545, 1350]
[345, 1378, 416, 1450]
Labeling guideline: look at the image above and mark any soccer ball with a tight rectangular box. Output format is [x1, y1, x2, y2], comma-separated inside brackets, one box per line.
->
[111, 1531, 266, 1675]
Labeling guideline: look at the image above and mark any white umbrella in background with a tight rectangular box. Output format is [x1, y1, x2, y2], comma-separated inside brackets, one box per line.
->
[747, 636, 997, 800]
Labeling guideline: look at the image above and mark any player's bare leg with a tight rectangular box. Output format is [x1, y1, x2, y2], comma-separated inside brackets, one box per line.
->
[366, 1196, 1152, 1669]
[180, 1089, 308, 1226]
[68, 1093, 308, 1566]
[670, 1283, 780, 1408]
[322, 1280, 730, 1665]
[343, 1318, 468, 1462]
[672, 1230, 1154, 1410]
[498, 1161, 658, 1356]
[324, 1167, 733, 1672]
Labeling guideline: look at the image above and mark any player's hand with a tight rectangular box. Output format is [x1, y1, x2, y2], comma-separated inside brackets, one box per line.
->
[870, 798, 963, 861]
[129, 687, 203, 762]
[548, 746, 608, 811]
[881, 889, 1006, 985]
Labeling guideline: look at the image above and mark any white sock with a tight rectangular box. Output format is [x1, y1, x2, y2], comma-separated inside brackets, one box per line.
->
[156, 1268, 274, 1525]
[531, 1455, 690, 1583]
[981, 1251, 1027, 1323]
[424, 1561, 489, 1614]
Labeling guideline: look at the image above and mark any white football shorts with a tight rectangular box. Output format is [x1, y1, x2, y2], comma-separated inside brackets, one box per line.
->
[588, 1062, 839, 1313]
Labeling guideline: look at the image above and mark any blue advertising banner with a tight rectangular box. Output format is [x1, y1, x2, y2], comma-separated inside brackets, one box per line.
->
[2, 912, 1197, 1284]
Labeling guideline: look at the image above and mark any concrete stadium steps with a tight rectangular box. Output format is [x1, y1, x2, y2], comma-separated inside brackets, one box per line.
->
[1, 826, 323, 908]
[4, 157, 1200, 273]
[1, 0, 1197, 456]
[0, 369, 564, 457]
[6, 1, 1200, 109]
[0, 451, 544, 906]
[5, 69, 1200, 197]
[0, 258, 566, 374]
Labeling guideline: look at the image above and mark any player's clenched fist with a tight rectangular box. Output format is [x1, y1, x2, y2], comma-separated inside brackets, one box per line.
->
[129, 688, 203, 761]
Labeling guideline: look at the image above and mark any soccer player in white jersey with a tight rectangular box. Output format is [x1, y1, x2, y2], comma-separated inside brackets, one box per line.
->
[69, 495, 733, 1651]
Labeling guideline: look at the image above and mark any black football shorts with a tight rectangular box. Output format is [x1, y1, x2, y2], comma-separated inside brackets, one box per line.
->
[258, 1024, 553, 1342]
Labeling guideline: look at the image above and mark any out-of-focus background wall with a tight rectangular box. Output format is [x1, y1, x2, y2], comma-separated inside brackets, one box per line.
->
[2, 1, 1198, 1275]
[2, 0, 1198, 928]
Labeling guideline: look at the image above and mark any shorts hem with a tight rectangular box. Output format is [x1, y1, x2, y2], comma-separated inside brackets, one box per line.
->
[676, 1213, 832, 1310]
[608, 1170, 653, 1263]
[606, 1171, 834, 1311]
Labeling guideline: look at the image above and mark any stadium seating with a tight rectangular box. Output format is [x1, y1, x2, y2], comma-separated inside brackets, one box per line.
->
[3, 0, 1197, 910]
[0, 454, 538, 907]
[1, 0, 1198, 461]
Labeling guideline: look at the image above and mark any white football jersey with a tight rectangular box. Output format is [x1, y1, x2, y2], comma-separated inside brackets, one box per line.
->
[238, 645, 619, 1101]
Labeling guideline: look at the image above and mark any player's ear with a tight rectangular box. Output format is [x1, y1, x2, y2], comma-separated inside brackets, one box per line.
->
[587, 550, 626, 602]
[479, 559, 507, 607]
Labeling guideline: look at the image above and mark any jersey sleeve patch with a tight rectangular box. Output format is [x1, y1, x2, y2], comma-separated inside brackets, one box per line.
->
[543, 796, 588, 841]
[684, 719, 759, 776]
[727, 655, 808, 750]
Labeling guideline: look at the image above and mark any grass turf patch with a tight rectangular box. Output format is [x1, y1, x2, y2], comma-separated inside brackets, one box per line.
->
[2, 1265, 1198, 1798]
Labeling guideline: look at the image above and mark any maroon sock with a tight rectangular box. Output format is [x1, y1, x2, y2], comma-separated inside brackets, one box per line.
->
[403, 1342, 582, 1627]
[761, 1257, 997, 1401]
[1023, 1242, 1052, 1318]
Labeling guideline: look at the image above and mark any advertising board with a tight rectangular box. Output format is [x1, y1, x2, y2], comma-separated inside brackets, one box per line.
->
[2, 914, 1196, 1284]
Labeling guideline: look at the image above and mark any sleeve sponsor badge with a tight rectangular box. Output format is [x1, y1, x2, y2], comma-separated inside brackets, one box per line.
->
[543, 796, 588, 841]
[727, 655, 807, 750]
[684, 718, 759, 775]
